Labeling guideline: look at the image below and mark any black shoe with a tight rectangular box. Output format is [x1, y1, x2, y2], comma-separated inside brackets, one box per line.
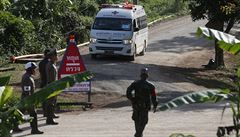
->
[31, 130, 44, 134]
[46, 121, 58, 125]
[53, 114, 59, 119]
[13, 128, 23, 133]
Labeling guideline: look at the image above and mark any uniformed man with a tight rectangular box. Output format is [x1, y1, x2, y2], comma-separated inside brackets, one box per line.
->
[21, 62, 44, 134]
[45, 48, 59, 125]
[39, 49, 50, 117]
[126, 68, 158, 137]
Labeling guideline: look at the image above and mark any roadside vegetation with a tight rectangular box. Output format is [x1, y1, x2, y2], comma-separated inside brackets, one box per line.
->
[0, 0, 188, 65]
[158, 27, 240, 137]
[185, 0, 240, 69]
[0, 72, 93, 136]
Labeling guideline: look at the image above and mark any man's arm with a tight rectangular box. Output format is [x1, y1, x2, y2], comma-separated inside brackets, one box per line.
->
[151, 86, 158, 112]
[22, 77, 34, 95]
[46, 63, 55, 83]
[126, 82, 135, 101]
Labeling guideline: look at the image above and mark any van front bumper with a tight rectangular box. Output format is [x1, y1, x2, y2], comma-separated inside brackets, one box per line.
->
[89, 43, 134, 56]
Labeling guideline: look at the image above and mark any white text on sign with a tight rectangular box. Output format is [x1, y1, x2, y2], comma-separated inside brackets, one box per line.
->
[66, 67, 81, 72]
[67, 56, 79, 63]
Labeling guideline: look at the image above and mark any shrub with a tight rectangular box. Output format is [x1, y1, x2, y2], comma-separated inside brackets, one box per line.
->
[0, 11, 39, 57]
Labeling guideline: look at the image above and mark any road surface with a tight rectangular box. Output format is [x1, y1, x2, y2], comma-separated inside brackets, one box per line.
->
[12, 16, 232, 137]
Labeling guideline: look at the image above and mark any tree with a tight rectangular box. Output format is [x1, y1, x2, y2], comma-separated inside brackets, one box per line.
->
[157, 27, 240, 136]
[186, 0, 240, 68]
[0, 0, 10, 11]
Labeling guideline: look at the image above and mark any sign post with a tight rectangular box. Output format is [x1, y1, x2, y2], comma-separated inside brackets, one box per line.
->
[58, 35, 92, 108]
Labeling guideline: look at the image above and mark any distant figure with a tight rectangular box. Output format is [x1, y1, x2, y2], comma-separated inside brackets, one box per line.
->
[126, 68, 158, 137]
[39, 49, 50, 117]
[45, 48, 59, 125]
[202, 59, 215, 69]
[21, 62, 44, 134]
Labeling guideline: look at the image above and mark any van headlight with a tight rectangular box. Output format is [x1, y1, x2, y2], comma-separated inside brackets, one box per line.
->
[123, 40, 132, 45]
[90, 38, 97, 43]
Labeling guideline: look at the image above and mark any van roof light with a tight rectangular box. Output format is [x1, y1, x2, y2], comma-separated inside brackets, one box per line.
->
[101, 3, 134, 9]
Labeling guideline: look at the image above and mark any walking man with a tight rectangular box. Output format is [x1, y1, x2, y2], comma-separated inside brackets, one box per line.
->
[126, 68, 158, 137]
[39, 49, 50, 117]
[21, 62, 44, 134]
[45, 48, 59, 125]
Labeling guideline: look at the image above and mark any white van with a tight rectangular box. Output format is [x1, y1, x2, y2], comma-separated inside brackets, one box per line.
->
[89, 3, 148, 61]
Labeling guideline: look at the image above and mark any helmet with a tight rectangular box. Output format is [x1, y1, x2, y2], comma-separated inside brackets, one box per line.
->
[140, 68, 148, 75]
[47, 48, 57, 57]
[25, 62, 37, 70]
[44, 49, 50, 56]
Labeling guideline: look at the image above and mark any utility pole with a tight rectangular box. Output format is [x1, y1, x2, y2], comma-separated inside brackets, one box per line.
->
[133, 0, 139, 5]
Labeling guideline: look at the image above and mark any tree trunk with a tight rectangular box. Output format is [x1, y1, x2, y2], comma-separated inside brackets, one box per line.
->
[215, 40, 225, 68]
[225, 17, 235, 33]
[205, 20, 225, 69]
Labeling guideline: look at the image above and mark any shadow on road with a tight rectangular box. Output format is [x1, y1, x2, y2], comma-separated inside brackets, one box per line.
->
[148, 35, 213, 53]
[81, 53, 234, 90]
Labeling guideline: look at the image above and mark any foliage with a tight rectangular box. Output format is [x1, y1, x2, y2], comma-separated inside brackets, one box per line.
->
[187, 0, 240, 22]
[141, 0, 188, 21]
[157, 89, 223, 111]
[158, 28, 240, 136]
[197, 27, 240, 55]
[185, 0, 240, 68]
[0, 0, 10, 11]
[0, 0, 188, 65]
[0, 71, 93, 136]
[0, 11, 39, 55]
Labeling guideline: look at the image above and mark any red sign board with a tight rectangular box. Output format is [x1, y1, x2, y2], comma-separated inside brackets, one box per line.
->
[58, 38, 86, 79]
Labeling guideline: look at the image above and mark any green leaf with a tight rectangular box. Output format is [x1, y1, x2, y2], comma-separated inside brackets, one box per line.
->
[0, 76, 11, 86]
[220, 103, 228, 122]
[16, 71, 93, 109]
[0, 86, 13, 108]
[157, 89, 224, 111]
[219, 41, 240, 55]
[197, 27, 240, 44]
[13, 109, 25, 124]
[196, 27, 240, 55]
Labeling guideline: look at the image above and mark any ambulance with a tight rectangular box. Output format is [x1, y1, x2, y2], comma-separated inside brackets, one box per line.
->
[89, 2, 148, 61]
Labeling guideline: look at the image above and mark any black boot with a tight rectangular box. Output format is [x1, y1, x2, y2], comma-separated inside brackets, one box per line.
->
[46, 118, 58, 125]
[31, 130, 44, 134]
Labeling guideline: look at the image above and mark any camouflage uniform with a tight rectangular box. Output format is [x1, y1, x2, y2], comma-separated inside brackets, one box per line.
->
[127, 79, 158, 137]
[39, 57, 49, 116]
[45, 60, 58, 123]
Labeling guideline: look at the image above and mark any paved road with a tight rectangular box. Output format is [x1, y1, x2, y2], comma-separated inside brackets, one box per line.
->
[12, 16, 232, 137]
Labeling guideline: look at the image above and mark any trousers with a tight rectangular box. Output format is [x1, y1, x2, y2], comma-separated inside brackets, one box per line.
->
[132, 109, 149, 137]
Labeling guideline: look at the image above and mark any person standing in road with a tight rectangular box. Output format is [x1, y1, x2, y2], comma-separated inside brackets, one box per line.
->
[126, 68, 158, 137]
[39, 49, 50, 117]
[45, 48, 59, 125]
[21, 62, 44, 134]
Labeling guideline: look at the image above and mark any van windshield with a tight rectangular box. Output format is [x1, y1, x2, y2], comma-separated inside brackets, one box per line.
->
[93, 18, 132, 31]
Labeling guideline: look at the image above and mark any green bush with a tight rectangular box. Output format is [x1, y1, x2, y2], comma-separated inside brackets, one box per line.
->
[0, 11, 39, 56]
[0, 0, 188, 66]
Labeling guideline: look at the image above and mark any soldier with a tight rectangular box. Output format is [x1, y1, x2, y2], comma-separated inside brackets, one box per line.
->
[39, 49, 50, 117]
[126, 68, 158, 137]
[45, 48, 59, 125]
[21, 62, 44, 134]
